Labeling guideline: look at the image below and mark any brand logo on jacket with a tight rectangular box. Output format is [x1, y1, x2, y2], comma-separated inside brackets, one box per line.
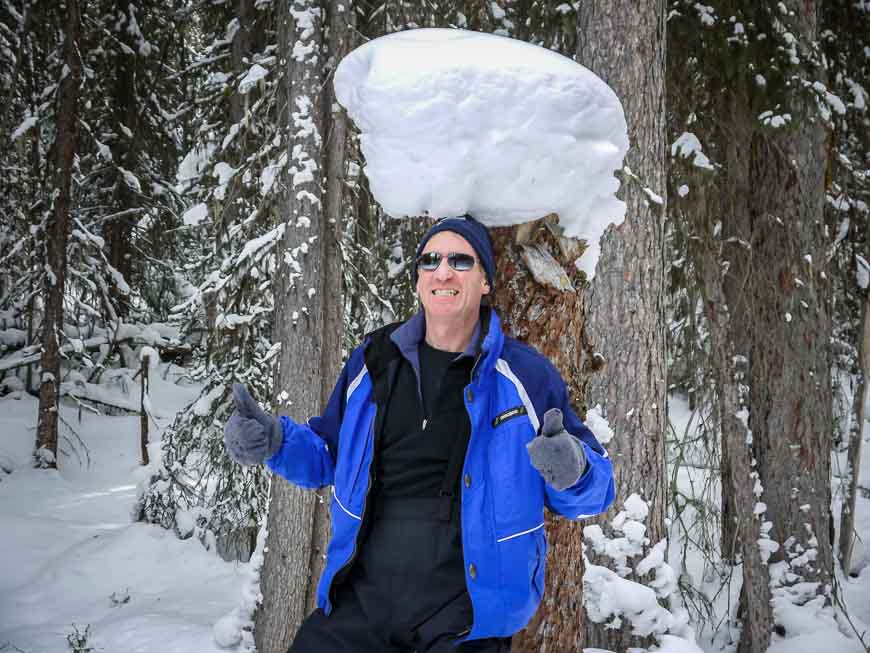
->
[492, 405, 527, 427]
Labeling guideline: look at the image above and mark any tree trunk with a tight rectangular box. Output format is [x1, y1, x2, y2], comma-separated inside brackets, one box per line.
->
[140, 353, 150, 465]
[686, 60, 773, 652]
[35, 0, 83, 468]
[748, 80, 834, 597]
[826, 0, 870, 583]
[838, 293, 868, 575]
[710, 3, 832, 647]
[255, 2, 333, 651]
[716, 91, 757, 564]
[300, 0, 355, 614]
[697, 235, 773, 653]
[572, 2, 668, 650]
[26, 276, 35, 393]
[230, 0, 265, 124]
[103, 0, 139, 319]
[491, 219, 596, 653]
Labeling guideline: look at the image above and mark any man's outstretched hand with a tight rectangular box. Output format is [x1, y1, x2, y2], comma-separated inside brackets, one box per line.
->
[526, 408, 587, 491]
[223, 383, 283, 465]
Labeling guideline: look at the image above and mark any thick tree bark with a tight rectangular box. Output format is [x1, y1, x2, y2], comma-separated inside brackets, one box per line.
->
[697, 236, 773, 653]
[301, 0, 355, 614]
[35, 0, 83, 467]
[748, 88, 834, 595]
[255, 2, 346, 651]
[700, 3, 832, 648]
[572, 2, 668, 651]
[491, 219, 595, 653]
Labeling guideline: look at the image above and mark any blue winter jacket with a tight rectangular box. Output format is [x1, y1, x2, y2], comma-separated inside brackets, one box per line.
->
[266, 308, 615, 641]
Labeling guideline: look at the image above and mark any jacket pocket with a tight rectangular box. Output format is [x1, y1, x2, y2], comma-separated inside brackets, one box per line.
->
[488, 421, 545, 539]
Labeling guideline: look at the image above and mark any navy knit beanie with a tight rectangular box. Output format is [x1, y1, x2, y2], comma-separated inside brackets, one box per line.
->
[413, 215, 496, 289]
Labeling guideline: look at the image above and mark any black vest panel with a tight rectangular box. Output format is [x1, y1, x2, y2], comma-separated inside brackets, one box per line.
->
[376, 350, 473, 499]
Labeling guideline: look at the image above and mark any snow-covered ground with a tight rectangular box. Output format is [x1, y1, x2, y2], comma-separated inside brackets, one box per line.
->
[2, 372, 870, 652]
[0, 364, 249, 653]
[668, 395, 870, 653]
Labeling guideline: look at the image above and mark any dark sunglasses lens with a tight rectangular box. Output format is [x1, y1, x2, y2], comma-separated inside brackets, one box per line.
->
[448, 253, 475, 271]
[418, 252, 442, 270]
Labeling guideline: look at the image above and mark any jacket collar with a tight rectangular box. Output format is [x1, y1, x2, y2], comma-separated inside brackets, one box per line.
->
[390, 311, 480, 357]
[475, 306, 503, 380]
[389, 306, 503, 377]
[364, 306, 505, 397]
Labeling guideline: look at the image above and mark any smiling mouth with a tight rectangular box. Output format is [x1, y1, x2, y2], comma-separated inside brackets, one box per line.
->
[432, 289, 459, 296]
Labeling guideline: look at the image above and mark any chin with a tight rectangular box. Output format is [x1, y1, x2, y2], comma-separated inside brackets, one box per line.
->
[425, 303, 462, 317]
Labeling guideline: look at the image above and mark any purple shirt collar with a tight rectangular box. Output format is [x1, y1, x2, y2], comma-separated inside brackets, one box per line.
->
[389, 311, 481, 399]
[390, 310, 481, 360]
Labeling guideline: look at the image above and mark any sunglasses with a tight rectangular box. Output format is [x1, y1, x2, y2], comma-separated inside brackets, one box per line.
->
[416, 251, 478, 273]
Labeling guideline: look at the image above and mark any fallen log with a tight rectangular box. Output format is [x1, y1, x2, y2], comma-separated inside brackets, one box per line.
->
[0, 334, 190, 373]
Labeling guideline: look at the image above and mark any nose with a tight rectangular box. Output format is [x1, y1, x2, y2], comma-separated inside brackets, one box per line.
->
[433, 258, 454, 281]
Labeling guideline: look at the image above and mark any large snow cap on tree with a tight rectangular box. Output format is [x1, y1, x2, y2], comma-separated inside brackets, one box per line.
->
[334, 28, 629, 276]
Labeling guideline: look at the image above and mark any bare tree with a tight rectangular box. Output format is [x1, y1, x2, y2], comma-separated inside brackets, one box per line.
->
[491, 217, 596, 653]
[254, 1, 351, 650]
[839, 285, 869, 575]
[669, 2, 833, 649]
[35, 0, 84, 467]
[695, 207, 774, 653]
[724, 5, 834, 639]
[102, 0, 140, 318]
[556, 2, 668, 650]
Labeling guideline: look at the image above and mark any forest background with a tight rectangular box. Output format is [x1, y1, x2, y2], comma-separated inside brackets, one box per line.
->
[1, 1, 869, 652]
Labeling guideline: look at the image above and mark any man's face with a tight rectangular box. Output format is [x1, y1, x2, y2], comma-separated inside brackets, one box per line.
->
[416, 230, 490, 325]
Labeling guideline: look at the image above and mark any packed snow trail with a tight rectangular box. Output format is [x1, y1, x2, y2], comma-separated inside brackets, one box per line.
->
[0, 366, 246, 653]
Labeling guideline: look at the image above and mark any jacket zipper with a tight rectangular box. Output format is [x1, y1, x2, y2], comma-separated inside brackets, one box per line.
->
[348, 419, 374, 498]
[469, 353, 481, 385]
[329, 351, 483, 610]
[458, 352, 482, 636]
[328, 412, 377, 608]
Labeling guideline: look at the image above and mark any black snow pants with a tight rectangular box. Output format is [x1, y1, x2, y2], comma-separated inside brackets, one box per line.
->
[289, 497, 512, 653]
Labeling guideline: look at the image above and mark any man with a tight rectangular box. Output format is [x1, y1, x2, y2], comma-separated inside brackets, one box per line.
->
[224, 216, 615, 652]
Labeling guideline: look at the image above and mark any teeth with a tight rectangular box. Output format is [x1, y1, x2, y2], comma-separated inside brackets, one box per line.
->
[433, 289, 458, 296]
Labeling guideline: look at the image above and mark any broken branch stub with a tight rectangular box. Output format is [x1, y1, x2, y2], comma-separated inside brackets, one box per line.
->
[520, 243, 575, 293]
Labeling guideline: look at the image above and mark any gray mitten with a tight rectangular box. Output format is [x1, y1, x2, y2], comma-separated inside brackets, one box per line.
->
[526, 408, 587, 491]
[223, 383, 283, 465]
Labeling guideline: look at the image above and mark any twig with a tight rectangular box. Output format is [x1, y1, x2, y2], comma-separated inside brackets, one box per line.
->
[831, 571, 870, 652]
[58, 414, 91, 469]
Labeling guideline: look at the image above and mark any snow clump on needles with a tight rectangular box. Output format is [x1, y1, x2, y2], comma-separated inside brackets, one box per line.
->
[333, 28, 629, 278]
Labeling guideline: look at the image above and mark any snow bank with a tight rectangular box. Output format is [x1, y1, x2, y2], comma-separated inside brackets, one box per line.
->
[0, 367, 242, 653]
[334, 28, 629, 277]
